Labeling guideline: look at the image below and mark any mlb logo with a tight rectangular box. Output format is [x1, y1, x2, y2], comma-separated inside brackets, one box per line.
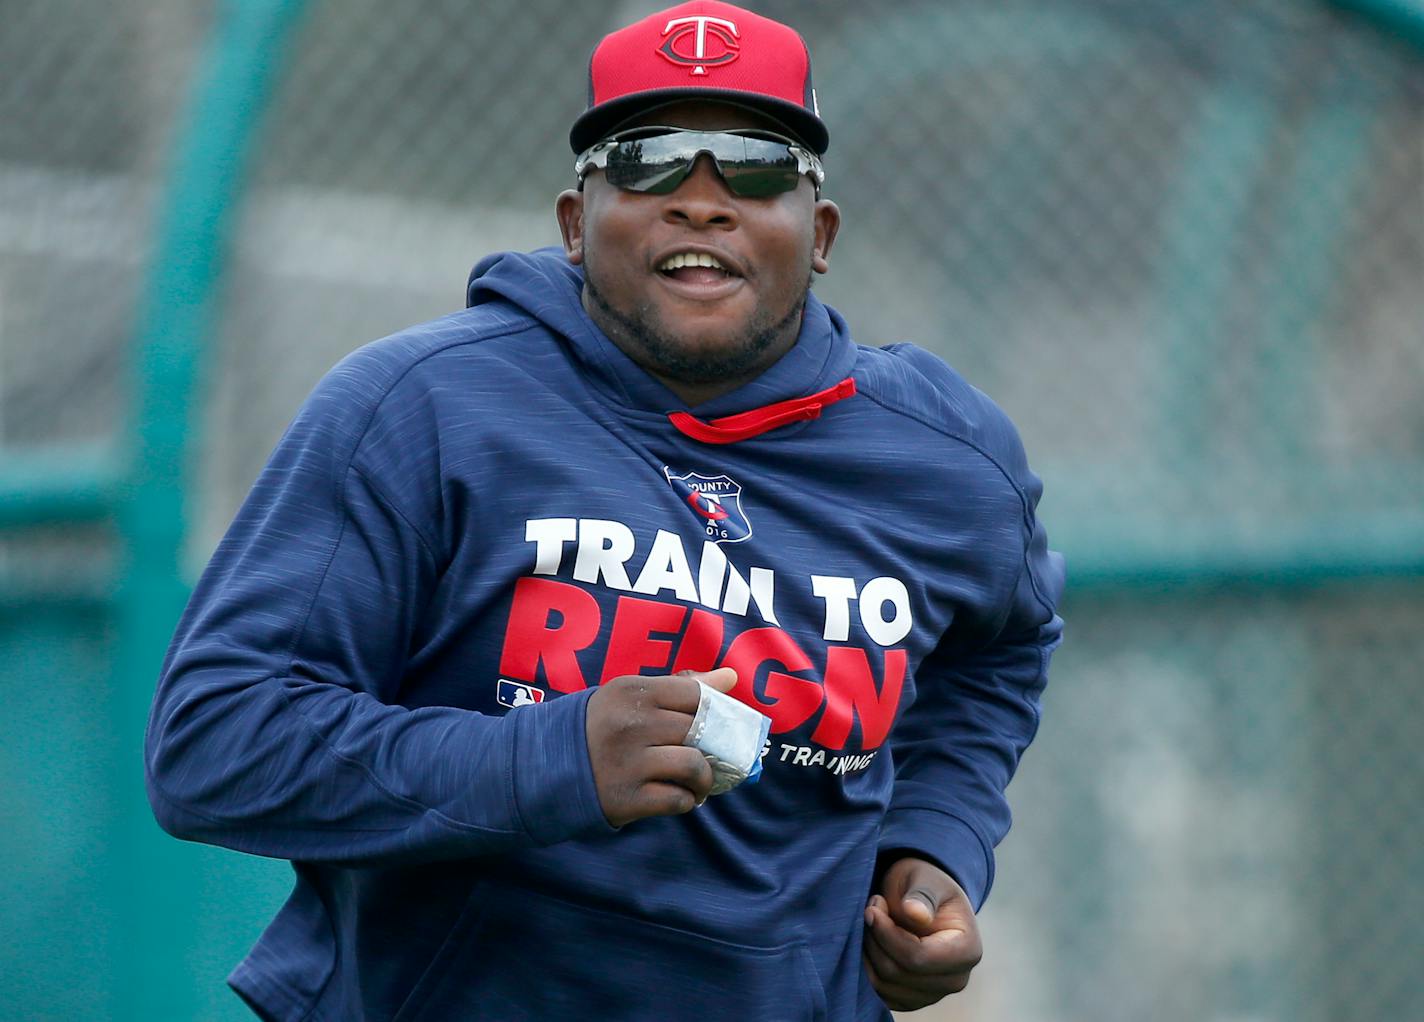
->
[664, 468, 753, 544]
[497, 679, 546, 709]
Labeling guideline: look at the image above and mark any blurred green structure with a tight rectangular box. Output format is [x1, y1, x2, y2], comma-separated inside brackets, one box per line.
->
[1, 0, 1421, 1018]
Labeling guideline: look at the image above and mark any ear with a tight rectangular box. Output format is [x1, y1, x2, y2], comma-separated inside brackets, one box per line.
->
[555, 189, 586, 265]
[811, 198, 841, 275]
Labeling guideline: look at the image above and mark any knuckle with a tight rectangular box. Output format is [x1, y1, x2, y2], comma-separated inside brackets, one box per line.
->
[611, 675, 649, 703]
[681, 752, 712, 787]
[611, 705, 649, 737]
[672, 676, 703, 705]
[875, 960, 902, 982]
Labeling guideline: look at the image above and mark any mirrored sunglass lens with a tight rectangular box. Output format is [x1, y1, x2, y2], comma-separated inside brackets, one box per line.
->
[718, 162, 801, 197]
[707, 137, 801, 196]
[605, 141, 690, 193]
[607, 159, 688, 193]
[604, 133, 802, 196]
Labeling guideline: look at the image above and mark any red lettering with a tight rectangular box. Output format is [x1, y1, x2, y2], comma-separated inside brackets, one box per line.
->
[811, 647, 907, 751]
[499, 578, 600, 693]
[500, 581, 906, 755]
[721, 627, 822, 734]
[670, 608, 725, 674]
[600, 596, 687, 683]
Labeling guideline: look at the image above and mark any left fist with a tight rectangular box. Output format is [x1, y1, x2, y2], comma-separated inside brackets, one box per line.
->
[862, 856, 983, 1011]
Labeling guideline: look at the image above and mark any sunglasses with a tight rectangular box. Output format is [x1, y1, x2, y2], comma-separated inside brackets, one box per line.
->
[574, 127, 825, 198]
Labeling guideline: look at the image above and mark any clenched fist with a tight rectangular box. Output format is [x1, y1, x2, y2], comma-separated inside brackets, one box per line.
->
[863, 857, 983, 1010]
[585, 668, 737, 827]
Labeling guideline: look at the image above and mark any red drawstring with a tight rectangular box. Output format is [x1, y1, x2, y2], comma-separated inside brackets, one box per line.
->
[668, 377, 857, 444]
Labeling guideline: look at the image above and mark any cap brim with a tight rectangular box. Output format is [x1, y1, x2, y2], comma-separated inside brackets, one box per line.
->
[570, 88, 828, 155]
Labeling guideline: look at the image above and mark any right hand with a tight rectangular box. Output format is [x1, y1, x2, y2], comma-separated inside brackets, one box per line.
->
[584, 668, 738, 827]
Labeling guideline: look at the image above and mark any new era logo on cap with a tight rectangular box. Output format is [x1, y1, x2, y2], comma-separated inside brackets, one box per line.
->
[570, 1, 828, 155]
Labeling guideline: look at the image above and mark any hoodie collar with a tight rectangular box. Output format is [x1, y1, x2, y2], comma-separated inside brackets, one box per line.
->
[467, 248, 859, 429]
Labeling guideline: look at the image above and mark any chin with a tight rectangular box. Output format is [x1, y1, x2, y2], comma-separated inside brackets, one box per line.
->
[586, 271, 797, 386]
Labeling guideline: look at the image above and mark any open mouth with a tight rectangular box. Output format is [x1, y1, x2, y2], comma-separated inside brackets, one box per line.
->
[657, 251, 738, 286]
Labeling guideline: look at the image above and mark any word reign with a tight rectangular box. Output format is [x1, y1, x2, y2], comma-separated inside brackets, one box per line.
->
[503, 520, 911, 753]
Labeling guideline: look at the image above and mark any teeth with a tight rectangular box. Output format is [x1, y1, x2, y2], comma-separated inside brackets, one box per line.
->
[659, 252, 727, 272]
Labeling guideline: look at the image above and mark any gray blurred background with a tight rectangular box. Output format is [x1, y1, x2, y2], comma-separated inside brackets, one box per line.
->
[1, 0, 1422, 1018]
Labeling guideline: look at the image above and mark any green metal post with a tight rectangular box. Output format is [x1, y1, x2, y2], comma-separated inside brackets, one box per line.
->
[1153, 64, 1278, 493]
[1331, 0, 1424, 50]
[113, 0, 310, 1017]
[1253, 81, 1374, 485]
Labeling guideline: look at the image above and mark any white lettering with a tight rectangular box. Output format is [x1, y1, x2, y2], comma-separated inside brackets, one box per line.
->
[749, 567, 778, 625]
[525, 518, 576, 575]
[572, 519, 635, 591]
[770, 745, 880, 774]
[811, 575, 857, 641]
[861, 576, 912, 646]
[633, 529, 699, 603]
[523, 519, 783, 626]
[698, 541, 728, 611]
[721, 560, 751, 616]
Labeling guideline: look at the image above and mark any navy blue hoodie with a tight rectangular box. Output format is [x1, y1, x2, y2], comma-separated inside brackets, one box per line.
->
[146, 248, 1063, 1021]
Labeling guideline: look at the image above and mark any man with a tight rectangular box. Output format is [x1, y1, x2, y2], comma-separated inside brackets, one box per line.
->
[145, 2, 1063, 1019]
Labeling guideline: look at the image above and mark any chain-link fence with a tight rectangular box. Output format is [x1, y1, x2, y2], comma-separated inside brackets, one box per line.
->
[2, 0, 1422, 1018]
[0, 1, 208, 597]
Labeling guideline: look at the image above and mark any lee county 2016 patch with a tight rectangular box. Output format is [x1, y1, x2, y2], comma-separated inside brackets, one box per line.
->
[497, 679, 545, 709]
[664, 467, 752, 544]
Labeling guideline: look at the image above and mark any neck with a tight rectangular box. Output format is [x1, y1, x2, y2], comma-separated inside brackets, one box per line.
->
[648, 365, 765, 407]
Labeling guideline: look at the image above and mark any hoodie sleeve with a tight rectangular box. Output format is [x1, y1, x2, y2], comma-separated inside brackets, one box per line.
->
[877, 408, 1065, 911]
[145, 342, 613, 865]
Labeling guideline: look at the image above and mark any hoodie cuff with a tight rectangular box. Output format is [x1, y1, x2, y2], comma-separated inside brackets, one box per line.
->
[878, 807, 994, 911]
[509, 687, 618, 845]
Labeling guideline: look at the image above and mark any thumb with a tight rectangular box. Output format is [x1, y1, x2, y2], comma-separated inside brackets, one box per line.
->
[899, 887, 938, 932]
[695, 667, 738, 694]
[674, 667, 738, 695]
[883, 857, 960, 936]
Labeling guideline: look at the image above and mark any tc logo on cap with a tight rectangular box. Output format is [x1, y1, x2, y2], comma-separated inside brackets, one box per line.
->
[659, 15, 740, 76]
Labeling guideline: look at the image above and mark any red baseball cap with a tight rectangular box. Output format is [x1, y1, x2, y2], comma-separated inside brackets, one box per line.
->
[571, 1, 828, 155]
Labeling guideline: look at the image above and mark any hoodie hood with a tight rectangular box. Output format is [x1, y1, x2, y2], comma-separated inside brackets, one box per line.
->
[466, 247, 859, 425]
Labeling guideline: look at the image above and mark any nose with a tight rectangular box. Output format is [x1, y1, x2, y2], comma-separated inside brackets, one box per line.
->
[663, 153, 738, 229]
